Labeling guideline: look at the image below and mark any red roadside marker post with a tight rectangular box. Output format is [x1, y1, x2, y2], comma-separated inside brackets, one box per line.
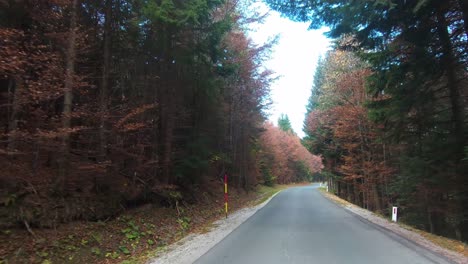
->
[224, 174, 228, 218]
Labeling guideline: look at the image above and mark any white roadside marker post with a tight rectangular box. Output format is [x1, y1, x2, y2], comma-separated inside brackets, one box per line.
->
[392, 207, 398, 222]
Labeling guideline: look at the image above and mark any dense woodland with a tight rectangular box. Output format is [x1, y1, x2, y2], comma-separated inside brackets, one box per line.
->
[261, 116, 323, 185]
[0, 0, 322, 229]
[2, 0, 467, 249]
[268, 0, 468, 241]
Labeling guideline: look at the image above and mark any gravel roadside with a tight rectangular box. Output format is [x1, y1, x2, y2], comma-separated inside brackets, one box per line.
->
[147, 190, 283, 264]
[320, 190, 468, 264]
[147, 186, 467, 264]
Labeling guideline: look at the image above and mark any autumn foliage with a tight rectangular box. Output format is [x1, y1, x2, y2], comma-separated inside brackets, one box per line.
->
[0, 0, 276, 229]
[304, 68, 393, 211]
[302, 42, 467, 240]
[260, 122, 322, 184]
[270, 0, 468, 242]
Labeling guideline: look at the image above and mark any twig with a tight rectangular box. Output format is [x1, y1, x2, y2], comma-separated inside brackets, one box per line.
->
[176, 200, 181, 217]
[23, 220, 36, 238]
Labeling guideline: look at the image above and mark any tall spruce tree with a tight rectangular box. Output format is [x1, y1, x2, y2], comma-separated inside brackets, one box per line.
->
[278, 114, 294, 134]
[268, 0, 468, 240]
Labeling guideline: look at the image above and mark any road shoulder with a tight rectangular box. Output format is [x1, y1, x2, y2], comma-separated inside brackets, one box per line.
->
[319, 189, 468, 264]
[146, 187, 284, 264]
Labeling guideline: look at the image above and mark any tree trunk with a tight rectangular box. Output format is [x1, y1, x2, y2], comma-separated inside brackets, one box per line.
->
[353, 178, 360, 206]
[372, 183, 381, 212]
[99, 0, 112, 161]
[436, 8, 465, 160]
[7, 77, 21, 153]
[159, 26, 177, 185]
[363, 178, 368, 209]
[346, 181, 351, 201]
[161, 77, 175, 185]
[56, 0, 78, 191]
[427, 208, 434, 233]
[454, 226, 462, 241]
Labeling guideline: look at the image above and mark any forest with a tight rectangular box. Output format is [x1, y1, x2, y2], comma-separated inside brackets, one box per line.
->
[2, 0, 468, 261]
[267, 0, 468, 242]
[0, 0, 322, 234]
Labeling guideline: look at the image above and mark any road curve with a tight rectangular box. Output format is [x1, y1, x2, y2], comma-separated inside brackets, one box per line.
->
[194, 184, 452, 264]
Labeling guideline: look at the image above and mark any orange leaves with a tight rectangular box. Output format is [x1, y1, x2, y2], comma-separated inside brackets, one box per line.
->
[120, 122, 147, 132]
[304, 50, 395, 189]
[0, 29, 27, 75]
[261, 122, 323, 184]
[114, 104, 157, 131]
[36, 127, 87, 139]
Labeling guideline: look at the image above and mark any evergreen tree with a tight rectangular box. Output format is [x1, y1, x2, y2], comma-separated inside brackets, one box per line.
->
[268, 0, 468, 240]
[305, 56, 324, 115]
[0, 0, 279, 234]
[278, 113, 294, 134]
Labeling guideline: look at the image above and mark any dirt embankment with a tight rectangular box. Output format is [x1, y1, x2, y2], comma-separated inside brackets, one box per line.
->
[0, 183, 288, 264]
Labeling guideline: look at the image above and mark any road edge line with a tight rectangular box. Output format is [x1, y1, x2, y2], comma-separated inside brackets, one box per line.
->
[148, 188, 285, 264]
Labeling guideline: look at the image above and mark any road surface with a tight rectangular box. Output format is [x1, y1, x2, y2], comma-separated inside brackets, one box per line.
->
[194, 185, 452, 264]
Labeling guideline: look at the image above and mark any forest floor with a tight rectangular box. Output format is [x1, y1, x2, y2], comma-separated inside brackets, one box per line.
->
[0, 183, 302, 264]
[319, 188, 468, 264]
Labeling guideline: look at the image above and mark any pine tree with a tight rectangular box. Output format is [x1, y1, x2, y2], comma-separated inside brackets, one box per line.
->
[278, 113, 294, 134]
[0, 0, 278, 232]
[268, 0, 468, 240]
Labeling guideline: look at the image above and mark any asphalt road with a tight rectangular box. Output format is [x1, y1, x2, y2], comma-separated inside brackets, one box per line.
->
[194, 184, 452, 264]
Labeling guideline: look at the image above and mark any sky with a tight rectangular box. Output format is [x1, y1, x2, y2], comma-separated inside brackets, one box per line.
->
[247, 3, 330, 138]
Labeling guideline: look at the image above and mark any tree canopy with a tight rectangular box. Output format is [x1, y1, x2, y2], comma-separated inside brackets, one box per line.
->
[269, 0, 468, 241]
[277, 113, 295, 134]
[0, 2, 322, 244]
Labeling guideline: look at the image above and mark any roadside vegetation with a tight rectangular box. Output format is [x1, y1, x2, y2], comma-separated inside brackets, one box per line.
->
[3, 0, 467, 262]
[1, 183, 305, 264]
[268, 0, 468, 243]
[320, 188, 468, 258]
[0, 1, 322, 263]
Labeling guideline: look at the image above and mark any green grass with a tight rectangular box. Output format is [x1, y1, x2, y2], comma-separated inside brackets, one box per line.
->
[253, 185, 287, 205]
[254, 183, 313, 205]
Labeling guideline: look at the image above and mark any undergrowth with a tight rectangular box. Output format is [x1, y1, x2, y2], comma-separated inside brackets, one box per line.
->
[1, 183, 299, 264]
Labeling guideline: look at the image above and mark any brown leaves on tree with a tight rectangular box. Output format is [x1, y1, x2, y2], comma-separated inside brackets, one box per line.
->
[304, 67, 393, 211]
[261, 122, 323, 184]
[0, 1, 278, 239]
